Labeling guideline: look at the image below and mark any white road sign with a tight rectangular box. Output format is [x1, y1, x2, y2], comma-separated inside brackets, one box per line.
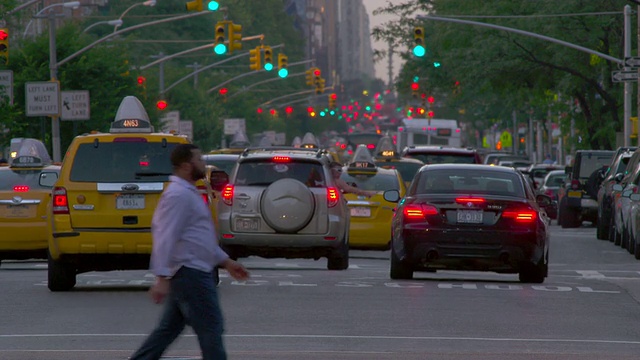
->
[224, 118, 246, 135]
[26, 81, 60, 116]
[179, 120, 193, 141]
[60, 90, 90, 121]
[0, 70, 13, 105]
[160, 111, 180, 133]
[611, 70, 639, 83]
[624, 57, 640, 68]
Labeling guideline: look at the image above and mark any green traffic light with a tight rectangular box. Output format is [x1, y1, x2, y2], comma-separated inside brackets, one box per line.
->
[320, 111, 326, 117]
[365, 106, 371, 111]
[278, 68, 289, 78]
[329, 110, 335, 116]
[207, 1, 219, 11]
[433, 62, 441, 67]
[413, 45, 426, 57]
[214, 43, 227, 55]
[264, 63, 274, 71]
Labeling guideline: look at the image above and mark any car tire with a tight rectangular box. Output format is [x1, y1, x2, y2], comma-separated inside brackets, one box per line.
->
[626, 229, 634, 254]
[47, 252, 76, 292]
[518, 261, 545, 284]
[634, 237, 640, 260]
[561, 207, 580, 228]
[596, 211, 609, 240]
[327, 239, 349, 270]
[613, 224, 622, 246]
[390, 247, 413, 280]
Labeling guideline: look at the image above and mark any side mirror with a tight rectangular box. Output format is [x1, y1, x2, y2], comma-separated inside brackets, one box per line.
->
[536, 194, 553, 206]
[209, 170, 229, 192]
[622, 190, 633, 198]
[383, 189, 401, 203]
[614, 173, 624, 182]
[612, 184, 623, 191]
[39, 171, 58, 187]
[630, 193, 640, 201]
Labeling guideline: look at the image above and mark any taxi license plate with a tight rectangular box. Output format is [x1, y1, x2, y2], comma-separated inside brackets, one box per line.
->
[350, 207, 371, 217]
[1, 204, 36, 218]
[116, 194, 145, 210]
[235, 218, 259, 231]
[457, 210, 483, 224]
[568, 190, 582, 198]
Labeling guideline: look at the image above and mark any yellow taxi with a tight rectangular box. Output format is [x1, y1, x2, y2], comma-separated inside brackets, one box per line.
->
[373, 136, 424, 188]
[0, 138, 60, 266]
[342, 144, 406, 250]
[47, 96, 206, 291]
[209, 130, 251, 155]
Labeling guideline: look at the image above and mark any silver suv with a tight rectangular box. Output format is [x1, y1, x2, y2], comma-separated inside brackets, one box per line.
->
[216, 147, 350, 270]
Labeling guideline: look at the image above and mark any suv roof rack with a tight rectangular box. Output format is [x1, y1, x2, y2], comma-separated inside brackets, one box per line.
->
[241, 146, 327, 158]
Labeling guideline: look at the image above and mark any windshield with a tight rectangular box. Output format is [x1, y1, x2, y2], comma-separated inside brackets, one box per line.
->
[69, 142, 177, 182]
[340, 171, 400, 191]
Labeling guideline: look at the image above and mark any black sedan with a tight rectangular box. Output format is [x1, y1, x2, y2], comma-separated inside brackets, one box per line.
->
[384, 164, 552, 283]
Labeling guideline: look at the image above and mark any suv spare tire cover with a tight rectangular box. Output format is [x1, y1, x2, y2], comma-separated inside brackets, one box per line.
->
[261, 178, 316, 233]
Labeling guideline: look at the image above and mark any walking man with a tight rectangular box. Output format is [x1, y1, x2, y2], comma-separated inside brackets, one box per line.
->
[130, 144, 249, 360]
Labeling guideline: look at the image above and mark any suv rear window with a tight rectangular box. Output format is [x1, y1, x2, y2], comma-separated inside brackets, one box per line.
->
[406, 152, 476, 164]
[69, 142, 177, 182]
[235, 160, 326, 187]
[0, 169, 56, 190]
[578, 155, 613, 179]
[376, 161, 422, 183]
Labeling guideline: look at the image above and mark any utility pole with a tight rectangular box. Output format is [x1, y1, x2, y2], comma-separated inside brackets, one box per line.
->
[624, 5, 631, 146]
[186, 62, 200, 88]
[48, 12, 61, 163]
[512, 110, 517, 155]
[387, 40, 394, 92]
[150, 52, 165, 96]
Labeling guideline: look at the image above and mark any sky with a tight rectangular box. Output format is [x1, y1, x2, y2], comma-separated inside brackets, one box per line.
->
[363, 0, 403, 85]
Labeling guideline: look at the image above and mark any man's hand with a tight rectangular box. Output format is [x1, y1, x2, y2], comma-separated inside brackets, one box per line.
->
[150, 277, 170, 304]
[221, 258, 250, 281]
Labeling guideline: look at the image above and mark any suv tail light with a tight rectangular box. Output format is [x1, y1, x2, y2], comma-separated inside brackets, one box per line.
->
[403, 204, 438, 219]
[53, 187, 70, 215]
[327, 187, 339, 207]
[221, 185, 234, 206]
[570, 180, 580, 190]
[197, 185, 209, 205]
[503, 208, 537, 222]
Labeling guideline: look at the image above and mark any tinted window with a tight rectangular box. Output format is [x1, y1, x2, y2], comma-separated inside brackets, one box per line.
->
[341, 172, 399, 191]
[578, 155, 613, 179]
[204, 156, 238, 175]
[235, 160, 326, 187]
[347, 133, 382, 149]
[408, 152, 476, 164]
[614, 156, 630, 175]
[0, 169, 58, 190]
[413, 169, 524, 197]
[70, 142, 177, 182]
[376, 161, 423, 183]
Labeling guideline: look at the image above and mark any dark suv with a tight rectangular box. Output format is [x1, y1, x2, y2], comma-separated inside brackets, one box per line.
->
[596, 147, 636, 239]
[558, 150, 615, 228]
[401, 146, 482, 164]
[216, 147, 350, 270]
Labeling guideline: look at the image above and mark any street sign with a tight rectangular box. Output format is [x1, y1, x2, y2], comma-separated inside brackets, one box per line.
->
[224, 118, 246, 135]
[624, 57, 640, 68]
[612, 70, 639, 83]
[0, 70, 13, 105]
[500, 131, 513, 147]
[160, 111, 180, 133]
[25, 81, 60, 116]
[179, 120, 193, 141]
[60, 90, 90, 121]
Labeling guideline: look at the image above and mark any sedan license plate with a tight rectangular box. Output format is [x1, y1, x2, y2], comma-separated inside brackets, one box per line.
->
[350, 207, 371, 217]
[116, 194, 145, 210]
[457, 210, 483, 224]
[568, 190, 582, 198]
[235, 218, 259, 231]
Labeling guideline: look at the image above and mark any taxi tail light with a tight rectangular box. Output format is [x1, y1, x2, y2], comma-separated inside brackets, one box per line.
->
[403, 204, 438, 220]
[197, 185, 209, 205]
[13, 185, 30, 192]
[502, 207, 537, 222]
[53, 187, 70, 215]
[570, 180, 580, 190]
[221, 185, 234, 206]
[327, 187, 339, 207]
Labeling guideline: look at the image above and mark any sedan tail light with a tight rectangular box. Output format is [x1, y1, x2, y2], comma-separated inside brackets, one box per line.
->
[503, 208, 537, 222]
[53, 187, 70, 215]
[327, 187, 339, 207]
[221, 185, 234, 206]
[403, 204, 438, 219]
[570, 180, 580, 190]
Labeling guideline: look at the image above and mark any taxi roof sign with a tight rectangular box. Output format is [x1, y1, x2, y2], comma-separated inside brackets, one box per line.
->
[375, 136, 397, 158]
[229, 130, 251, 149]
[110, 96, 153, 133]
[301, 132, 319, 148]
[9, 138, 52, 167]
[348, 144, 377, 169]
[291, 136, 302, 148]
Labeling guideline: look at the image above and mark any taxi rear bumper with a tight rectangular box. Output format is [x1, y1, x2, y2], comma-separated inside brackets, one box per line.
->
[0, 222, 49, 252]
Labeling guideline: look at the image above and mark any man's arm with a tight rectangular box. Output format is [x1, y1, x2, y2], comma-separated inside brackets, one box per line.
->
[336, 178, 375, 197]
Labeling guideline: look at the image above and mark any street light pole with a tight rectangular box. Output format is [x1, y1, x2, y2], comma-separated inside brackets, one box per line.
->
[48, 12, 61, 163]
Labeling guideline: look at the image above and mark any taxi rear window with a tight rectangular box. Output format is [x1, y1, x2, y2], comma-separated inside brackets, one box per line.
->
[0, 169, 56, 190]
[376, 161, 422, 183]
[69, 142, 177, 182]
[341, 172, 399, 191]
[235, 160, 326, 187]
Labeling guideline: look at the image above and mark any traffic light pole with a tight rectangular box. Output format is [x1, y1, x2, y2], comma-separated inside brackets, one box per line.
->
[259, 86, 333, 107]
[226, 70, 308, 100]
[210, 59, 312, 96]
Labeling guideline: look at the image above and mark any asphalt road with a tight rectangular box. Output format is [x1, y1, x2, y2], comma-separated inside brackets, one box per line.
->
[2, 224, 640, 359]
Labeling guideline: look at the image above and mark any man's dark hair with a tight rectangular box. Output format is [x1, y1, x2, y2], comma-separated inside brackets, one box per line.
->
[171, 144, 199, 169]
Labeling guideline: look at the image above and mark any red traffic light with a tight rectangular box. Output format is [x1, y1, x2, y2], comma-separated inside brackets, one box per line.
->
[411, 83, 419, 91]
[427, 96, 435, 103]
[330, 93, 337, 100]
[313, 69, 321, 77]
[307, 106, 314, 113]
[427, 110, 435, 117]
[137, 76, 146, 85]
[219, 88, 228, 96]
[257, 107, 263, 114]
[269, 109, 276, 116]
[285, 106, 293, 114]
[0, 30, 7, 41]
[156, 100, 168, 110]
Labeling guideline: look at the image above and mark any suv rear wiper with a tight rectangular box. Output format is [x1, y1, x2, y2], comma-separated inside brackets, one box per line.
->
[135, 172, 173, 177]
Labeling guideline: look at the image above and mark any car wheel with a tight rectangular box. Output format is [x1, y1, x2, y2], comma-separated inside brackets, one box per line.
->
[390, 246, 413, 280]
[47, 252, 76, 292]
[627, 229, 634, 254]
[518, 261, 545, 284]
[634, 236, 640, 260]
[613, 224, 622, 246]
[608, 216, 617, 243]
[327, 239, 349, 270]
[561, 207, 579, 228]
[596, 212, 609, 240]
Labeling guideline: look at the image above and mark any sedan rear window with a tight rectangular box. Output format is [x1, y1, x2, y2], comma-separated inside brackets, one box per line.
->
[406, 152, 476, 164]
[69, 142, 177, 182]
[413, 169, 524, 197]
[235, 160, 326, 187]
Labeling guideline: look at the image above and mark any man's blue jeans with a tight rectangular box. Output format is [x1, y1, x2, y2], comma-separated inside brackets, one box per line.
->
[130, 266, 226, 360]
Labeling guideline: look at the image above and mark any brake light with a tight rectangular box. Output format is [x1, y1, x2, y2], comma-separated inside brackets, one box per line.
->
[272, 156, 291, 163]
[197, 185, 209, 205]
[503, 209, 537, 222]
[221, 185, 234, 206]
[403, 204, 438, 219]
[455, 197, 485, 205]
[13, 185, 30, 192]
[139, 161, 150, 167]
[571, 180, 580, 190]
[53, 187, 69, 215]
[367, 144, 375, 150]
[327, 187, 339, 207]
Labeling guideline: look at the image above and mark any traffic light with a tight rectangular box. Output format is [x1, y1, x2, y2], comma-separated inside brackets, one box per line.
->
[411, 82, 419, 98]
[186, 0, 219, 11]
[214, 22, 227, 55]
[328, 93, 337, 109]
[313, 68, 321, 82]
[228, 22, 242, 53]
[156, 100, 168, 111]
[263, 46, 273, 71]
[0, 28, 8, 65]
[249, 47, 261, 71]
[136, 76, 146, 86]
[315, 78, 325, 94]
[305, 68, 315, 86]
[285, 106, 293, 115]
[413, 26, 425, 57]
[427, 96, 435, 104]
[219, 87, 228, 100]
[277, 53, 288, 78]
[257, 107, 263, 114]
